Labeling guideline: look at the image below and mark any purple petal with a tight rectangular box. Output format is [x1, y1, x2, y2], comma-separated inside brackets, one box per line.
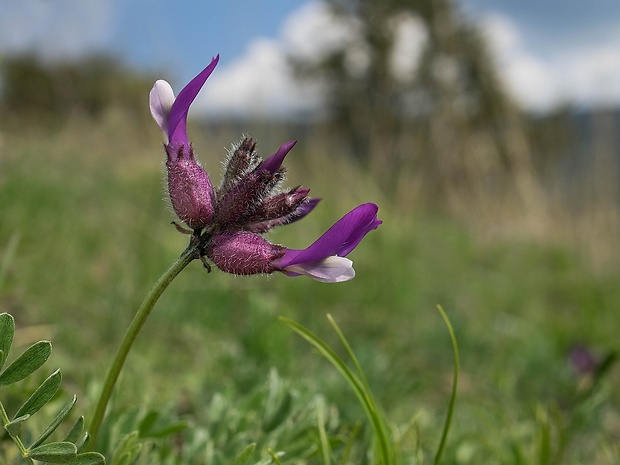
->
[258, 140, 297, 174]
[287, 197, 321, 224]
[274, 203, 381, 268]
[168, 55, 220, 149]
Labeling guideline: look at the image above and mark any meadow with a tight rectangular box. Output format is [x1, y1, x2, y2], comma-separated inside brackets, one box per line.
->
[0, 109, 619, 464]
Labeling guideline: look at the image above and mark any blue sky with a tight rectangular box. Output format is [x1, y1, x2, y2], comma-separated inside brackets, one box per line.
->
[2, 0, 620, 115]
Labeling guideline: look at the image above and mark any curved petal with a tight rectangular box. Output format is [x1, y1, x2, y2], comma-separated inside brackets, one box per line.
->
[288, 197, 321, 224]
[258, 140, 297, 174]
[275, 203, 381, 268]
[168, 55, 220, 149]
[283, 256, 355, 283]
[149, 80, 175, 143]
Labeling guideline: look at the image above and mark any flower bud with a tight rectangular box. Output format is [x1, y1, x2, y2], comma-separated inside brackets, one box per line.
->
[166, 146, 215, 229]
[206, 231, 285, 275]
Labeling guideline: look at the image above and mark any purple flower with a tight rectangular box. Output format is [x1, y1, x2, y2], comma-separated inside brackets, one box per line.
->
[149, 56, 220, 229]
[273, 203, 382, 282]
[149, 57, 381, 282]
[568, 344, 598, 376]
[206, 203, 381, 283]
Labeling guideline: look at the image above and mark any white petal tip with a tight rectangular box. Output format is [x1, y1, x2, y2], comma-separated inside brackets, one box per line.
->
[149, 80, 176, 143]
[284, 256, 355, 283]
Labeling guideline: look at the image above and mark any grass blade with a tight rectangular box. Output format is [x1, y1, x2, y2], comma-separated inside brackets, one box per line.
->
[280, 315, 395, 465]
[433, 305, 460, 465]
[0, 232, 20, 294]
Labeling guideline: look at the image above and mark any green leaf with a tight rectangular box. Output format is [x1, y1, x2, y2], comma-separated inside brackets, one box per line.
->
[147, 420, 189, 438]
[75, 432, 90, 453]
[27, 441, 77, 463]
[4, 414, 30, 437]
[0, 313, 15, 371]
[262, 391, 292, 432]
[0, 340, 52, 386]
[67, 451, 106, 465]
[63, 416, 85, 444]
[433, 305, 460, 465]
[14, 368, 62, 419]
[112, 431, 142, 465]
[232, 443, 256, 465]
[0, 233, 20, 294]
[137, 410, 159, 436]
[280, 315, 395, 465]
[30, 394, 77, 449]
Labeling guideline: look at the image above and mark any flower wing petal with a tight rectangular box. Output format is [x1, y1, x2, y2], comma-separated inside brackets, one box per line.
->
[276, 203, 381, 267]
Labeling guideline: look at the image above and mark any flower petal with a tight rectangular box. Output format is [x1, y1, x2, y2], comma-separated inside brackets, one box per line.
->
[258, 140, 297, 174]
[283, 256, 355, 283]
[275, 203, 381, 268]
[168, 55, 220, 149]
[149, 80, 175, 144]
[287, 197, 321, 224]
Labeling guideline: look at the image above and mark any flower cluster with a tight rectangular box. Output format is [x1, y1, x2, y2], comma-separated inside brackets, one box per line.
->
[149, 55, 381, 283]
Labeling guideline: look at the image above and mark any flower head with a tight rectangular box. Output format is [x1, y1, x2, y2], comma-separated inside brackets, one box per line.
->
[150, 57, 381, 282]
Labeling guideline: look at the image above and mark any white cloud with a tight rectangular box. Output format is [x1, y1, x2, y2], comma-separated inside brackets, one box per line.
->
[197, 38, 323, 119]
[281, 1, 358, 63]
[197, 3, 620, 118]
[0, 0, 115, 59]
[389, 12, 428, 82]
[197, 0, 364, 119]
[481, 12, 620, 111]
[197, 1, 430, 119]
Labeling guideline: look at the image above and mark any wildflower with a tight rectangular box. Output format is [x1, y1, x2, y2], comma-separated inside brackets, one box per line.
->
[149, 57, 381, 282]
[568, 344, 598, 376]
[207, 203, 381, 283]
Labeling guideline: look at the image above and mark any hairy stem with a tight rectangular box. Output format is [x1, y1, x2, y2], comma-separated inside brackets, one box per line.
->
[88, 242, 198, 446]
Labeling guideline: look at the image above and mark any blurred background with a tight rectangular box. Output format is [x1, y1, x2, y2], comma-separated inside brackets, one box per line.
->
[0, 0, 619, 463]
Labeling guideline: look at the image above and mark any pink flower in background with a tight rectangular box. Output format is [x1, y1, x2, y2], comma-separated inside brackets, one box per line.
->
[149, 56, 381, 282]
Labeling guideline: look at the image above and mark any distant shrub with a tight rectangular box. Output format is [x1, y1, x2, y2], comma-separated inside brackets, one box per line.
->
[0, 54, 155, 127]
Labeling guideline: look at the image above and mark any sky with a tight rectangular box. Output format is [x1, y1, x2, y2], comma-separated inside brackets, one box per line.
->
[2, 0, 620, 117]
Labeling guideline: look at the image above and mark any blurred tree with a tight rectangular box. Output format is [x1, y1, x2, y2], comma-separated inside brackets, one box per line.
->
[290, 0, 555, 217]
[0, 54, 154, 128]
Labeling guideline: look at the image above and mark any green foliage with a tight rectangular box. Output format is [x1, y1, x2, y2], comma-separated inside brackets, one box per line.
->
[1, 106, 619, 464]
[282, 315, 397, 465]
[0, 313, 105, 465]
[0, 54, 156, 128]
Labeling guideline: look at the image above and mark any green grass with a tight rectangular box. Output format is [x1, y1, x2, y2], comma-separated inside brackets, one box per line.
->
[0, 114, 619, 464]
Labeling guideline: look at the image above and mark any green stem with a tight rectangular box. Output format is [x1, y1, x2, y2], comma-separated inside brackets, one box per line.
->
[88, 243, 197, 446]
[434, 305, 460, 465]
[0, 401, 35, 464]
